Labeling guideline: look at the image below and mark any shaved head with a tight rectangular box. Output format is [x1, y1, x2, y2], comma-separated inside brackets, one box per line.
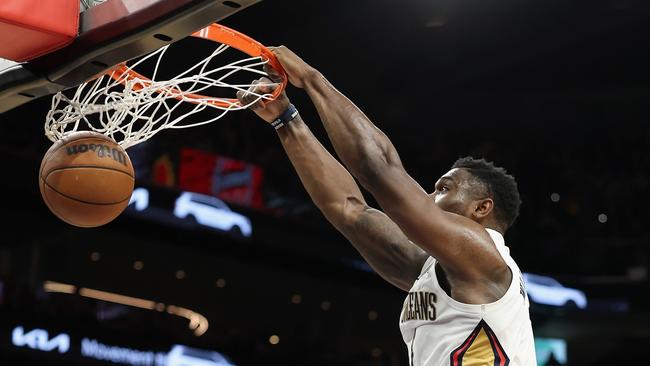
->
[450, 157, 521, 231]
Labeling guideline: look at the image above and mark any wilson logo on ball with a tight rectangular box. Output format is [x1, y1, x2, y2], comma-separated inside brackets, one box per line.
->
[66, 144, 128, 166]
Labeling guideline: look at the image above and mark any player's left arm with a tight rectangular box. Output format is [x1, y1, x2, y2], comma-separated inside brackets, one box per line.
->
[270, 46, 509, 289]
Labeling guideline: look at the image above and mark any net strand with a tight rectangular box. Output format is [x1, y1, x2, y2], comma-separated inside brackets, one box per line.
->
[45, 44, 278, 149]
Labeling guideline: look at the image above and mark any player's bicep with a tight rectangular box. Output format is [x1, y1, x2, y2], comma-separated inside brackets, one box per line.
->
[366, 165, 498, 279]
[342, 204, 429, 292]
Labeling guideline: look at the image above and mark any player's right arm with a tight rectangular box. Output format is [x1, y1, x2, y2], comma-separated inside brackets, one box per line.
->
[237, 78, 428, 292]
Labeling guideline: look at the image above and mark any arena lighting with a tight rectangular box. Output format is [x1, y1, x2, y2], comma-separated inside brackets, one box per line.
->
[43, 281, 76, 294]
[11, 326, 236, 366]
[12, 326, 70, 353]
[129, 187, 150, 211]
[43, 281, 209, 336]
[79, 288, 157, 310]
[165, 305, 209, 335]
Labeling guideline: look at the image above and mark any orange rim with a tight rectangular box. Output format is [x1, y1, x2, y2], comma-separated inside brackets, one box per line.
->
[108, 23, 287, 108]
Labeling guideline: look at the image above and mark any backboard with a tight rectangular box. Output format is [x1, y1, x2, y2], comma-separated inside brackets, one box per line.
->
[0, 0, 262, 114]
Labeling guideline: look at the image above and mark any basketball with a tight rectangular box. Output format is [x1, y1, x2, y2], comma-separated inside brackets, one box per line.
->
[38, 131, 135, 228]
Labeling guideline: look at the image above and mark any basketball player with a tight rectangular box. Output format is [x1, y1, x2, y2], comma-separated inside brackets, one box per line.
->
[237, 47, 536, 365]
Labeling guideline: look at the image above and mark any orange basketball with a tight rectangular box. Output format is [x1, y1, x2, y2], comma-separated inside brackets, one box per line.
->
[39, 131, 135, 228]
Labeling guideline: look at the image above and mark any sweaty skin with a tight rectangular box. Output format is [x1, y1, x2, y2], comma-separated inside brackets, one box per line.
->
[237, 49, 511, 303]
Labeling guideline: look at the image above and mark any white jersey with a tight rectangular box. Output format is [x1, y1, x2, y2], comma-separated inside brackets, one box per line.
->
[399, 229, 536, 366]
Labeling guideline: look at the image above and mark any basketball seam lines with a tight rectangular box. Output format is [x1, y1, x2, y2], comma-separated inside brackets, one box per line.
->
[40, 176, 133, 206]
[40, 179, 88, 227]
[42, 179, 131, 205]
[44, 165, 135, 179]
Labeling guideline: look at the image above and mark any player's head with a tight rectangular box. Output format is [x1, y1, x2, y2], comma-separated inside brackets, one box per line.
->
[431, 157, 521, 233]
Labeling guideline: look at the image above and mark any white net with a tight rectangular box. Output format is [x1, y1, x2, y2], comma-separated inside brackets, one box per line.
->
[80, 0, 107, 12]
[45, 42, 279, 149]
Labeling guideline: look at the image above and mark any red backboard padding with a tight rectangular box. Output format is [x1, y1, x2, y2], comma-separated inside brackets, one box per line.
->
[0, 0, 79, 62]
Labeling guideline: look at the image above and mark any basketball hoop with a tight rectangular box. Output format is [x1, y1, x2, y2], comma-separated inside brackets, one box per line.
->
[45, 23, 287, 149]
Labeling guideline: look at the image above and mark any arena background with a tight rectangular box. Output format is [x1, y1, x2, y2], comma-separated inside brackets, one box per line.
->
[0, 0, 648, 365]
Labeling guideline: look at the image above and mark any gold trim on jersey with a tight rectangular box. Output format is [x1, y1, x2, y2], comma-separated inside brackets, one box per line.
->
[450, 320, 510, 366]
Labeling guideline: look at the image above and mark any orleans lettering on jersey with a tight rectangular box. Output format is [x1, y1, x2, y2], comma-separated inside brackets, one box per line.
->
[518, 273, 527, 301]
[401, 291, 437, 322]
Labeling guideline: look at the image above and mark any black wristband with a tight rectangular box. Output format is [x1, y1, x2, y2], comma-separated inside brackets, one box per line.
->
[271, 104, 299, 130]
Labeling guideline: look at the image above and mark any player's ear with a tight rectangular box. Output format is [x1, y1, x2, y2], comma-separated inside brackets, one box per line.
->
[472, 198, 494, 220]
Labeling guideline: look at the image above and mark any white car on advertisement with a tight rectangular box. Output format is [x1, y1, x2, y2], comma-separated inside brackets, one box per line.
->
[173, 192, 252, 237]
[523, 273, 587, 309]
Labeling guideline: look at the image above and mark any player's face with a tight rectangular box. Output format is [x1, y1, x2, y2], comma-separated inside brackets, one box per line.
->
[430, 168, 477, 218]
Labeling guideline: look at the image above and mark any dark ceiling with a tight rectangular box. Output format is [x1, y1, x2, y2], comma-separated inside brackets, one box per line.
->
[217, 0, 650, 277]
[1, 1, 649, 365]
[2, 0, 649, 276]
